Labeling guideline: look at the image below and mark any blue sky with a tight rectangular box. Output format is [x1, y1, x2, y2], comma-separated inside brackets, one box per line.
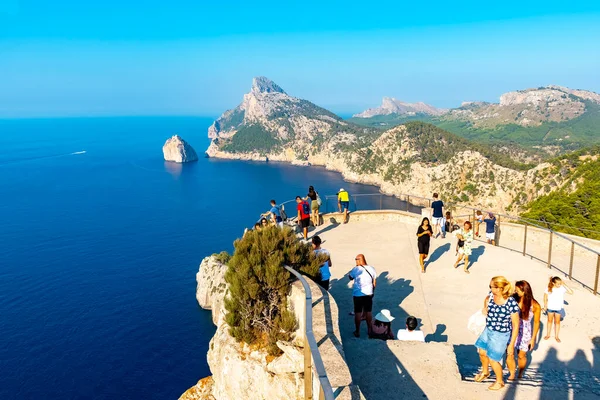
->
[1, 0, 600, 117]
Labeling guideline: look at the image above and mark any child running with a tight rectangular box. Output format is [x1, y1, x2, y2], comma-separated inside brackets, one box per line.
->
[543, 276, 573, 343]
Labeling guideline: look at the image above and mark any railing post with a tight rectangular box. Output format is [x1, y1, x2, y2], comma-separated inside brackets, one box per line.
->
[379, 194, 382, 210]
[547, 231, 553, 269]
[304, 334, 312, 400]
[594, 255, 600, 295]
[522, 224, 528, 256]
[406, 195, 410, 212]
[568, 242, 575, 280]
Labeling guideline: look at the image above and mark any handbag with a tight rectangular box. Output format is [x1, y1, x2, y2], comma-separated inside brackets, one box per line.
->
[468, 310, 486, 336]
[316, 192, 322, 206]
[458, 239, 465, 247]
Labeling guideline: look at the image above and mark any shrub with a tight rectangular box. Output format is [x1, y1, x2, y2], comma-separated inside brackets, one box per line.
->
[224, 226, 326, 355]
[213, 251, 231, 264]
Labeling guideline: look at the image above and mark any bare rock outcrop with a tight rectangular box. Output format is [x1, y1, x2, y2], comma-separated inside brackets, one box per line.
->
[180, 255, 306, 400]
[353, 97, 446, 118]
[163, 135, 198, 163]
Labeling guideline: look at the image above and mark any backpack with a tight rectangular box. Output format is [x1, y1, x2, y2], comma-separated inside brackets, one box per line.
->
[301, 201, 311, 216]
[316, 192, 322, 206]
[279, 207, 288, 222]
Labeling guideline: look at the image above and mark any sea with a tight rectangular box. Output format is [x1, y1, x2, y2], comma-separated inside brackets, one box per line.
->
[0, 117, 392, 400]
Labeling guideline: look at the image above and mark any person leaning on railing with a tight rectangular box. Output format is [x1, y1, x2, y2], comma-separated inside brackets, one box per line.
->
[337, 188, 350, 224]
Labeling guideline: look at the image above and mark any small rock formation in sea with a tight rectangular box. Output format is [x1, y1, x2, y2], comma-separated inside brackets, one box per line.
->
[163, 135, 198, 163]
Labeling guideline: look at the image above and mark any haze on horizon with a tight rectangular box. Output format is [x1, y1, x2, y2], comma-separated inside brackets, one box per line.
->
[1, 0, 600, 118]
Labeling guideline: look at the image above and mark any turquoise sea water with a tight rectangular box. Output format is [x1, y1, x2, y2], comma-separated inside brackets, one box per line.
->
[0, 117, 386, 399]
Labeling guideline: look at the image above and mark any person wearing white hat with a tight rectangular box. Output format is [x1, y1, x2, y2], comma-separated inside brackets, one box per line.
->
[369, 309, 395, 340]
[337, 188, 350, 224]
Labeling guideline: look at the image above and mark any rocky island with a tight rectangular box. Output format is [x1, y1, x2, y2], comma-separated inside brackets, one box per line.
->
[163, 135, 198, 163]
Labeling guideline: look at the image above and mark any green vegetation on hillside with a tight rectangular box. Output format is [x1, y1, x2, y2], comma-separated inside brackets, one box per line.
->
[222, 124, 279, 153]
[522, 147, 600, 239]
[224, 226, 325, 355]
[402, 122, 535, 170]
[349, 101, 600, 150]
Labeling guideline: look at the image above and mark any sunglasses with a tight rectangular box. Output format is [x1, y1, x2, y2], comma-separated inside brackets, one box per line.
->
[489, 285, 498, 289]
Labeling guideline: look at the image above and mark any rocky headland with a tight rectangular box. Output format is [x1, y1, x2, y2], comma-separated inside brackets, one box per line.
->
[204, 77, 589, 213]
[163, 135, 198, 163]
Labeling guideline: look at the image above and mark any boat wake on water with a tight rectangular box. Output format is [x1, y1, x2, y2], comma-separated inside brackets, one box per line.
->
[0, 150, 87, 166]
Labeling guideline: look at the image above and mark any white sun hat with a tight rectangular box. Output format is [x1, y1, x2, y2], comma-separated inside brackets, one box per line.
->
[338, 188, 345, 192]
[375, 309, 395, 323]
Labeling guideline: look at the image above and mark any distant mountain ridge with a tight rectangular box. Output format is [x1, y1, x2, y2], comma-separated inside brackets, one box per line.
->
[205, 77, 583, 213]
[353, 97, 446, 118]
[351, 85, 600, 148]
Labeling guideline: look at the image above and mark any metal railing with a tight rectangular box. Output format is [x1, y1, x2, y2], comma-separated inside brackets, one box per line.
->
[280, 193, 600, 295]
[284, 265, 335, 400]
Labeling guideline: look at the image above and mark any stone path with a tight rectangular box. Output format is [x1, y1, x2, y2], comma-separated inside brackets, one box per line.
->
[308, 213, 600, 400]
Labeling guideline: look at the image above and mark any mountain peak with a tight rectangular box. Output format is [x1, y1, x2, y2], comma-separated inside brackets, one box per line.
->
[251, 76, 286, 95]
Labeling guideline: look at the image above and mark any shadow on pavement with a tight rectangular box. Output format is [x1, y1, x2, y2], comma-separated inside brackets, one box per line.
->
[470, 245, 486, 264]
[426, 243, 450, 269]
[425, 324, 448, 343]
[328, 271, 427, 399]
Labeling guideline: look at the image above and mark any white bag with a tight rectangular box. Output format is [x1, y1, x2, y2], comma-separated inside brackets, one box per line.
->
[316, 193, 322, 206]
[467, 310, 486, 336]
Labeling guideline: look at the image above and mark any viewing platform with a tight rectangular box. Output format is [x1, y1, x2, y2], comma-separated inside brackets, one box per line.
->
[306, 210, 600, 399]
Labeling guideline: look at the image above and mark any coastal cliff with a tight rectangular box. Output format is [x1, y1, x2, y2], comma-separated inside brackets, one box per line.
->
[180, 255, 307, 400]
[205, 78, 571, 212]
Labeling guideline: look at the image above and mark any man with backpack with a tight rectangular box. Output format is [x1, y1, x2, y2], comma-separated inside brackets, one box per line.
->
[296, 196, 311, 240]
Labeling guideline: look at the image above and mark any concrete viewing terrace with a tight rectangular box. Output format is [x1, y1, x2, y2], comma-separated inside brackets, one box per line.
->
[304, 210, 600, 400]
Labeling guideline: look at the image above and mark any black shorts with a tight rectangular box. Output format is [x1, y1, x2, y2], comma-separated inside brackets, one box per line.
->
[418, 240, 430, 255]
[353, 295, 373, 313]
[318, 279, 330, 290]
[300, 217, 310, 229]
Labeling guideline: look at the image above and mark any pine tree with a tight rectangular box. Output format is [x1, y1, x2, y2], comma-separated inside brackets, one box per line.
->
[224, 226, 326, 355]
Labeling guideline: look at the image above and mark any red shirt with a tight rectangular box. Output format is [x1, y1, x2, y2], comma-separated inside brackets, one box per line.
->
[297, 201, 310, 220]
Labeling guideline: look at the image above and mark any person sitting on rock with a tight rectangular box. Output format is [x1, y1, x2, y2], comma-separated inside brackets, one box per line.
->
[397, 316, 425, 342]
[369, 309, 395, 340]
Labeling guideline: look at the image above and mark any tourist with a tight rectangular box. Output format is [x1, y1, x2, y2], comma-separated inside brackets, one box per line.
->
[369, 309, 395, 340]
[431, 193, 445, 238]
[296, 196, 311, 240]
[474, 276, 520, 391]
[260, 217, 269, 228]
[312, 235, 332, 290]
[307, 186, 321, 227]
[261, 199, 283, 228]
[444, 211, 454, 234]
[475, 210, 483, 237]
[453, 221, 474, 273]
[543, 276, 573, 343]
[253, 222, 261, 231]
[416, 217, 433, 273]
[348, 254, 376, 338]
[337, 188, 350, 224]
[483, 213, 496, 245]
[397, 316, 425, 342]
[507, 280, 541, 380]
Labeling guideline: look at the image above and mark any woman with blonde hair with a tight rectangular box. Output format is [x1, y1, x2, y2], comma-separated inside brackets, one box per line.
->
[543, 276, 573, 342]
[473, 276, 520, 391]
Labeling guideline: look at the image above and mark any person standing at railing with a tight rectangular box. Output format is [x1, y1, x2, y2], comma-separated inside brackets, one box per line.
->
[475, 210, 484, 238]
[483, 213, 497, 246]
[543, 276, 573, 343]
[261, 199, 283, 228]
[338, 188, 350, 224]
[453, 221, 474, 274]
[417, 217, 433, 273]
[306, 186, 321, 227]
[348, 254, 376, 338]
[296, 196, 311, 241]
[431, 193, 445, 238]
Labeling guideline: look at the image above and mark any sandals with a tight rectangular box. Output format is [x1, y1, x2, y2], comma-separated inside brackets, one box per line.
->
[353, 330, 360, 338]
[464, 268, 470, 274]
[488, 382, 505, 391]
[474, 372, 490, 382]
